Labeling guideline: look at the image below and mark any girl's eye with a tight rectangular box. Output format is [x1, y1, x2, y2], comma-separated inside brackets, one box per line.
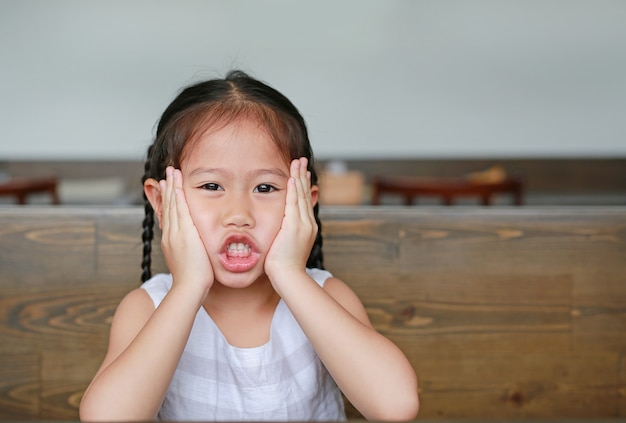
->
[254, 184, 276, 193]
[201, 183, 222, 191]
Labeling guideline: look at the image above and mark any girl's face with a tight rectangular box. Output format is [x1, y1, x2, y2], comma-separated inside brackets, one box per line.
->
[180, 119, 297, 288]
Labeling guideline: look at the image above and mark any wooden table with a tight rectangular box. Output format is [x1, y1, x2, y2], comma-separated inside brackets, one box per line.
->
[0, 176, 60, 204]
[371, 175, 524, 206]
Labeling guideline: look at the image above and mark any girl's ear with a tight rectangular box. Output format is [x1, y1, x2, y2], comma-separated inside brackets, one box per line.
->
[144, 178, 163, 229]
[310, 184, 319, 208]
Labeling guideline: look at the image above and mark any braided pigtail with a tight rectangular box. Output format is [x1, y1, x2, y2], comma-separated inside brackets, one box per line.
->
[140, 145, 155, 283]
[141, 202, 155, 282]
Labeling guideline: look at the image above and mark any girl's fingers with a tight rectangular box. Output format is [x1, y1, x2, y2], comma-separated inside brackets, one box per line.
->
[161, 166, 182, 239]
[159, 179, 168, 233]
[304, 169, 315, 221]
[293, 158, 314, 223]
[160, 167, 172, 234]
[284, 166, 298, 223]
[282, 158, 316, 217]
[289, 161, 303, 220]
[173, 168, 193, 232]
[167, 167, 179, 233]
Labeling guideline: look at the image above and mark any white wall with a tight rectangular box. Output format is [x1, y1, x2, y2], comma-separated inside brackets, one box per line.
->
[1, 0, 625, 160]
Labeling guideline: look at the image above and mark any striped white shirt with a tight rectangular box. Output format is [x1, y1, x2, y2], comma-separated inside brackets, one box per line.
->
[141, 269, 346, 421]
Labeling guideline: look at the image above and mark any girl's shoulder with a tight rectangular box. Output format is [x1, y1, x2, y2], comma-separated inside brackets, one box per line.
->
[317, 270, 374, 329]
[140, 273, 173, 307]
[306, 267, 333, 287]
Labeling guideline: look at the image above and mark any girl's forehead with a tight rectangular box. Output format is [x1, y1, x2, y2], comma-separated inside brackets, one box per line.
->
[195, 120, 275, 150]
[182, 120, 290, 169]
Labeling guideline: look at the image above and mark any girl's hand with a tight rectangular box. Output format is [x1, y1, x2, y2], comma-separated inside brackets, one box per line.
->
[265, 158, 317, 286]
[160, 166, 214, 296]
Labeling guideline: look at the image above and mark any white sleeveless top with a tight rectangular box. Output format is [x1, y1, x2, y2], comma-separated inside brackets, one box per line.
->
[141, 269, 346, 421]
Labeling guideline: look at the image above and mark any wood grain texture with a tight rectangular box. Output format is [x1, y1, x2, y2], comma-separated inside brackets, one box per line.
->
[0, 206, 624, 419]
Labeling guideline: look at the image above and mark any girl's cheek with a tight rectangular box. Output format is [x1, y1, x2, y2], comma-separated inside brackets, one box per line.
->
[271, 204, 286, 233]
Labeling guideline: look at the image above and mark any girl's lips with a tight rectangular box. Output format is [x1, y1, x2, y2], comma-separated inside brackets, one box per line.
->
[218, 235, 261, 273]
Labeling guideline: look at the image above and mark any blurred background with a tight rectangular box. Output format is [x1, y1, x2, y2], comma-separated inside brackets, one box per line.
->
[0, 0, 624, 205]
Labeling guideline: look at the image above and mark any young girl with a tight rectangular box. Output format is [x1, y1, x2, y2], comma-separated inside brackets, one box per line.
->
[79, 70, 419, 422]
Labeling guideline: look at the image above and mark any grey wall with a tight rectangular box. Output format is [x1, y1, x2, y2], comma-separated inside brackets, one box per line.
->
[1, 0, 625, 160]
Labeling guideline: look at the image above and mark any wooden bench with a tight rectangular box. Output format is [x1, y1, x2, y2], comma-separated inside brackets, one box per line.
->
[0, 206, 625, 420]
[0, 176, 60, 205]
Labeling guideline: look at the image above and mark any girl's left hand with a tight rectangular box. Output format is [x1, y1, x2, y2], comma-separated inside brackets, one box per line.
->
[265, 157, 317, 285]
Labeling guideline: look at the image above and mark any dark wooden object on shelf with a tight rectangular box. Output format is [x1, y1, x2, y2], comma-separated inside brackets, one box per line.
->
[0, 176, 60, 205]
[371, 175, 524, 205]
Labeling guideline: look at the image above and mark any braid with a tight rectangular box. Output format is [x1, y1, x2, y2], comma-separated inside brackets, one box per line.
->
[140, 145, 155, 283]
[141, 202, 154, 283]
[307, 202, 324, 270]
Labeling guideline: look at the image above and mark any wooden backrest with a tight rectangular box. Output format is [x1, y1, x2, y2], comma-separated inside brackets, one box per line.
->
[1, 206, 625, 419]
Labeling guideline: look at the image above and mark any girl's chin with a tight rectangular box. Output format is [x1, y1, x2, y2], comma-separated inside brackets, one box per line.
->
[212, 258, 266, 289]
[213, 272, 267, 290]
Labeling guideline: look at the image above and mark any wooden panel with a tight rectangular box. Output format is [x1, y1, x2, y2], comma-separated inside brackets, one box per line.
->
[0, 354, 39, 418]
[41, 349, 105, 419]
[417, 352, 619, 418]
[322, 207, 626, 418]
[620, 354, 626, 416]
[0, 206, 625, 419]
[0, 209, 139, 420]
[0, 217, 95, 290]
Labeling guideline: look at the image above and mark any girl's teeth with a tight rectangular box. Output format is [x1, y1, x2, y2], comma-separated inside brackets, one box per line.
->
[227, 243, 251, 253]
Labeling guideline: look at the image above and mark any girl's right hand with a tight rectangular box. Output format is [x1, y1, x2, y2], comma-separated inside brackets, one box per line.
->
[159, 166, 214, 297]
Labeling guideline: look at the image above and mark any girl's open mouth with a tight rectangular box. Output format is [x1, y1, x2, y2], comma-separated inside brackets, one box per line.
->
[218, 238, 260, 273]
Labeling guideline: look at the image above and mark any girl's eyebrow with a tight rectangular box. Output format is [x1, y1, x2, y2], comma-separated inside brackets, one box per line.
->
[187, 167, 288, 178]
[187, 167, 229, 178]
[250, 168, 289, 179]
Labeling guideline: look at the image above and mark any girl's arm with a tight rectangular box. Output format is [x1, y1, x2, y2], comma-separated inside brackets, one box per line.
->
[279, 274, 419, 421]
[80, 168, 212, 421]
[79, 283, 205, 421]
[266, 158, 419, 421]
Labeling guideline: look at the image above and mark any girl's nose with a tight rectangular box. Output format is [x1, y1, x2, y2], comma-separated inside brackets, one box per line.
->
[221, 192, 255, 228]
